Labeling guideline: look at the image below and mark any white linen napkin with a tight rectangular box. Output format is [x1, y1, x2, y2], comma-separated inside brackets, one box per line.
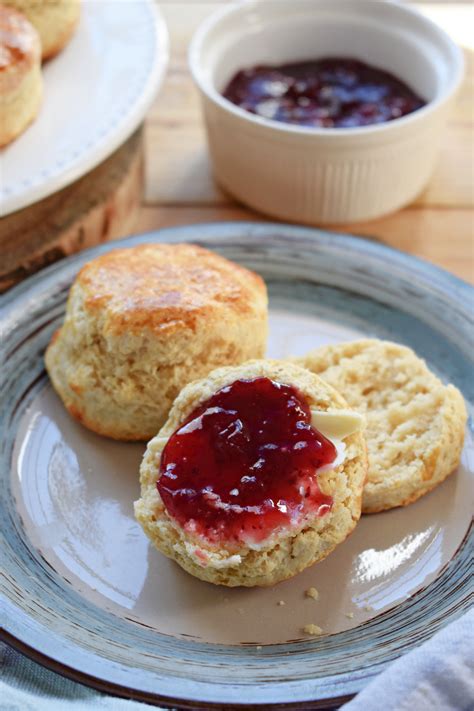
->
[343, 609, 474, 711]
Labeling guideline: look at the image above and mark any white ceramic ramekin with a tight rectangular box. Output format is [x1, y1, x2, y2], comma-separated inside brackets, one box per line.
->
[189, 0, 463, 224]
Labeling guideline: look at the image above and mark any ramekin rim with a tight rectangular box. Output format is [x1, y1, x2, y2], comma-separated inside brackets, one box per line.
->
[188, 0, 465, 138]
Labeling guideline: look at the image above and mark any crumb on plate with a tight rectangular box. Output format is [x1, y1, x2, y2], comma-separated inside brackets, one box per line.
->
[303, 623, 323, 636]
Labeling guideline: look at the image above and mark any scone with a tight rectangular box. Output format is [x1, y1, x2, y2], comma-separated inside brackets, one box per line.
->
[135, 360, 367, 587]
[4, 0, 80, 60]
[0, 5, 42, 147]
[45, 243, 268, 441]
[293, 340, 467, 513]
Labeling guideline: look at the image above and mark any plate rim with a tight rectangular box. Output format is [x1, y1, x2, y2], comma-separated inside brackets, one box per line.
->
[1, 222, 473, 708]
[1, 221, 472, 314]
[0, 0, 169, 217]
[2, 526, 472, 708]
[2, 522, 472, 708]
[0, 627, 355, 710]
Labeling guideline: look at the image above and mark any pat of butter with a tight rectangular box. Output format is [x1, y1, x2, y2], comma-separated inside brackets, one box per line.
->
[310, 409, 365, 440]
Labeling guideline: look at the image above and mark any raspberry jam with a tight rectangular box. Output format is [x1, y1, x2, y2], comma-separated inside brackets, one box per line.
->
[157, 378, 336, 545]
[223, 58, 425, 128]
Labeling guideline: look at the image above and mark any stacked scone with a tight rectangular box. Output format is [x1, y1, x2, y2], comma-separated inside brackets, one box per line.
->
[0, 0, 80, 147]
[46, 243, 467, 589]
[0, 5, 42, 146]
[5, 0, 80, 60]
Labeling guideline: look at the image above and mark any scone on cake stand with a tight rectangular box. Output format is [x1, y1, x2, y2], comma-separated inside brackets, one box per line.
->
[0, 5, 42, 147]
[0, 0, 80, 150]
[4, 0, 80, 59]
[1, 1, 166, 289]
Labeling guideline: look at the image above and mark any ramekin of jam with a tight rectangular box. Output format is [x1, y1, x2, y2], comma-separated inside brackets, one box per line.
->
[222, 59, 426, 130]
[189, 0, 463, 224]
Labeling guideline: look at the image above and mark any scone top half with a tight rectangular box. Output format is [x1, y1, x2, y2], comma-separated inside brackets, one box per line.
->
[45, 243, 268, 441]
[135, 360, 367, 587]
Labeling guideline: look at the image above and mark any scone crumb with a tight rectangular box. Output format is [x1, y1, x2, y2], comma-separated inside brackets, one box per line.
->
[305, 587, 319, 600]
[303, 623, 323, 636]
[345, 612, 354, 619]
[363, 605, 373, 612]
[256, 645, 262, 650]
[277, 600, 286, 606]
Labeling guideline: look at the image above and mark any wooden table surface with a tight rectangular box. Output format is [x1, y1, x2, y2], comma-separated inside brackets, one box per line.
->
[136, 2, 473, 284]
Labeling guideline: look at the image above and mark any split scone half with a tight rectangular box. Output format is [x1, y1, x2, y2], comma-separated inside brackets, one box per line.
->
[135, 360, 367, 587]
[293, 340, 467, 514]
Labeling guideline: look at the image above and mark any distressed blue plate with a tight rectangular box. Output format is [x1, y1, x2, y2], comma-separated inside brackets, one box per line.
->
[1, 223, 473, 708]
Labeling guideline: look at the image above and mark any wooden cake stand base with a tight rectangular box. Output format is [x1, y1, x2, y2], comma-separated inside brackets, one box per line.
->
[0, 128, 143, 293]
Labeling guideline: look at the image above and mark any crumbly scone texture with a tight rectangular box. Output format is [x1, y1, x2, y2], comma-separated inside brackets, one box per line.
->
[4, 0, 80, 59]
[45, 243, 268, 441]
[134, 360, 367, 587]
[0, 6, 42, 147]
[292, 340, 467, 513]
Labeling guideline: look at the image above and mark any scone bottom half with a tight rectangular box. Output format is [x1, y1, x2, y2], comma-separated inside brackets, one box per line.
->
[44, 243, 268, 441]
[292, 339, 468, 514]
[135, 360, 367, 587]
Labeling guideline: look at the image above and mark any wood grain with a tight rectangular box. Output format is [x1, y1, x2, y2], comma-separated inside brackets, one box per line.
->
[0, 130, 143, 292]
[133, 203, 473, 283]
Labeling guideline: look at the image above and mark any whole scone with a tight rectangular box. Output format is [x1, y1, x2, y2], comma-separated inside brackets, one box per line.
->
[45, 243, 268, 441]
[293, 339, 467, 513]
[134, 360, 367, 587]
[0, 5, 42, 147]
[4, 0, 80, 59]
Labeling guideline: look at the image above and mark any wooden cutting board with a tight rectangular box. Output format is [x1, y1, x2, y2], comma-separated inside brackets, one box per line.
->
[0, 128, 143, 293]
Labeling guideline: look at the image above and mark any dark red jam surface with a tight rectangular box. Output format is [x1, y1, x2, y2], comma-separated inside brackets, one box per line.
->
[157, 377, 336, 545]
[223, 58, 425, 128]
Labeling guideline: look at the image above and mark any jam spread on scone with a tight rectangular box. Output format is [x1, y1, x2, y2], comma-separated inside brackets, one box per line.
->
[223, 58, 425, 128]
[158, 377, 336, 544]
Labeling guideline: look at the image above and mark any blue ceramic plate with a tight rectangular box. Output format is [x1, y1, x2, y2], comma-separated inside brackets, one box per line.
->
[1, 223, 473, 708]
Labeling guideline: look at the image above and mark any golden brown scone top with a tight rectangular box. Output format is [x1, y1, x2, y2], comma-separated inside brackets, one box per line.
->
[76, 243, 267, 335]
[0, 5, 39, 72]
